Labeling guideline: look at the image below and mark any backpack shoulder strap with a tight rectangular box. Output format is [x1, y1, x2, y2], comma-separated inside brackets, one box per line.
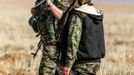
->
[71, 10, 83, 20]
[70, 10, 89, 24]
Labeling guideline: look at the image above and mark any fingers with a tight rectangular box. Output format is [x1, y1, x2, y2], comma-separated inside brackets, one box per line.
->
[63, 67, 71, 75]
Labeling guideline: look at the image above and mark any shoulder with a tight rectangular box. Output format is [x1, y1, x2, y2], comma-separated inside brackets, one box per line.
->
[69, 10, 82, 20]
[67, 13, 82, 28]
[69, 10, 84, 20]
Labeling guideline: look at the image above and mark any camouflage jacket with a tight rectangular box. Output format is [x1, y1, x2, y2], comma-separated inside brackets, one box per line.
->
[36, 0, 68, 45]
[63, 5, 103, 68]
[65, 14, 82, 68]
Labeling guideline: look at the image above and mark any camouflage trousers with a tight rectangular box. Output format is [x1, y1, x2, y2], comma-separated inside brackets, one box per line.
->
[39, 45, 58, 75]
[70, 62, 100, 75]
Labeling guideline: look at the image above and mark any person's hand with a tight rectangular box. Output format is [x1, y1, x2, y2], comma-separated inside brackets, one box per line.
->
[31, 7, 38, 15]
[63, 67, 71, 75]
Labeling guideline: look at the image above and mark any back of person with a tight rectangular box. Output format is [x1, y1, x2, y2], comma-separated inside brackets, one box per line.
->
[75, 8, 105, 62]
[57, 0, 106, 75]
[60, 5, 105, 64]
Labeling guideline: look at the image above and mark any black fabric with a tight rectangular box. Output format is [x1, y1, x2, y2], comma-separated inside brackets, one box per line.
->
[57, 13, 70, 65]
[77, 12, 106, 61]
[28, 14, 39, 33]
[58, 9, 105, 64]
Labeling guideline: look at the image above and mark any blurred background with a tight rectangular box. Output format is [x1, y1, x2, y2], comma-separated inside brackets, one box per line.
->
[0, 0, 134, 75]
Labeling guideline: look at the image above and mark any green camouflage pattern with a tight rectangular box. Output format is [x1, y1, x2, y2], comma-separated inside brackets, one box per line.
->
[39, 45, 58, 75]
[58, 0, 70, 7]
[38, 14, 57, 75]
[37, 0, 69, 40]
[65, 14, 82, 68]
[38, 4, 55, 40]
[71, 62, 100, 75]
[64, 13, 100, 75]
[37, 0, 69, 75]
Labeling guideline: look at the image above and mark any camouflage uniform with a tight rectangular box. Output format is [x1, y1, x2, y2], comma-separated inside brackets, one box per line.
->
[64, 14, 100, 75]
[38, 16, 57, 75]
[37, 1, 69, 75]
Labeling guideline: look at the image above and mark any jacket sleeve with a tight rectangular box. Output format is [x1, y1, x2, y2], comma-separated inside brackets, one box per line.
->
[65, 14, 82, 68]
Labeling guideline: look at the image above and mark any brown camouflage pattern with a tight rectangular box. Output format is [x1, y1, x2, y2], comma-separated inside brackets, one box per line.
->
[38, 0, 69, 75]
[61, 12, 100, 75]
[71, 62, 100, 75]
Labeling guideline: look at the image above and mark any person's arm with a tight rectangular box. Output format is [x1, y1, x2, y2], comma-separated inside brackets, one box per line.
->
[64, 14, 82, 75]
[45, 0, 63, 20]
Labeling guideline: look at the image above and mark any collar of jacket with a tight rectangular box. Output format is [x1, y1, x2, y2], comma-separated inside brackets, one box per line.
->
[75, 4, 103, 16]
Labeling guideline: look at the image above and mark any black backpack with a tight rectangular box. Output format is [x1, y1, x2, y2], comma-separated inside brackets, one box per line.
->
[58, 9, 105, 64]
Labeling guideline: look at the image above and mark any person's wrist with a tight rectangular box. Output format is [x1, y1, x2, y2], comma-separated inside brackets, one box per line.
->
[48, 2, 54, 7]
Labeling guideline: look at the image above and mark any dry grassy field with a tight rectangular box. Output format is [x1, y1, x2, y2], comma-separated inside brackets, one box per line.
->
[0, 1, 134, 75]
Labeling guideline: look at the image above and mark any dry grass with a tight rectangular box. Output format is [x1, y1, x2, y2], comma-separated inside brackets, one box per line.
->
[97, 4, 134, 75]
[0, 1, 134, 75]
